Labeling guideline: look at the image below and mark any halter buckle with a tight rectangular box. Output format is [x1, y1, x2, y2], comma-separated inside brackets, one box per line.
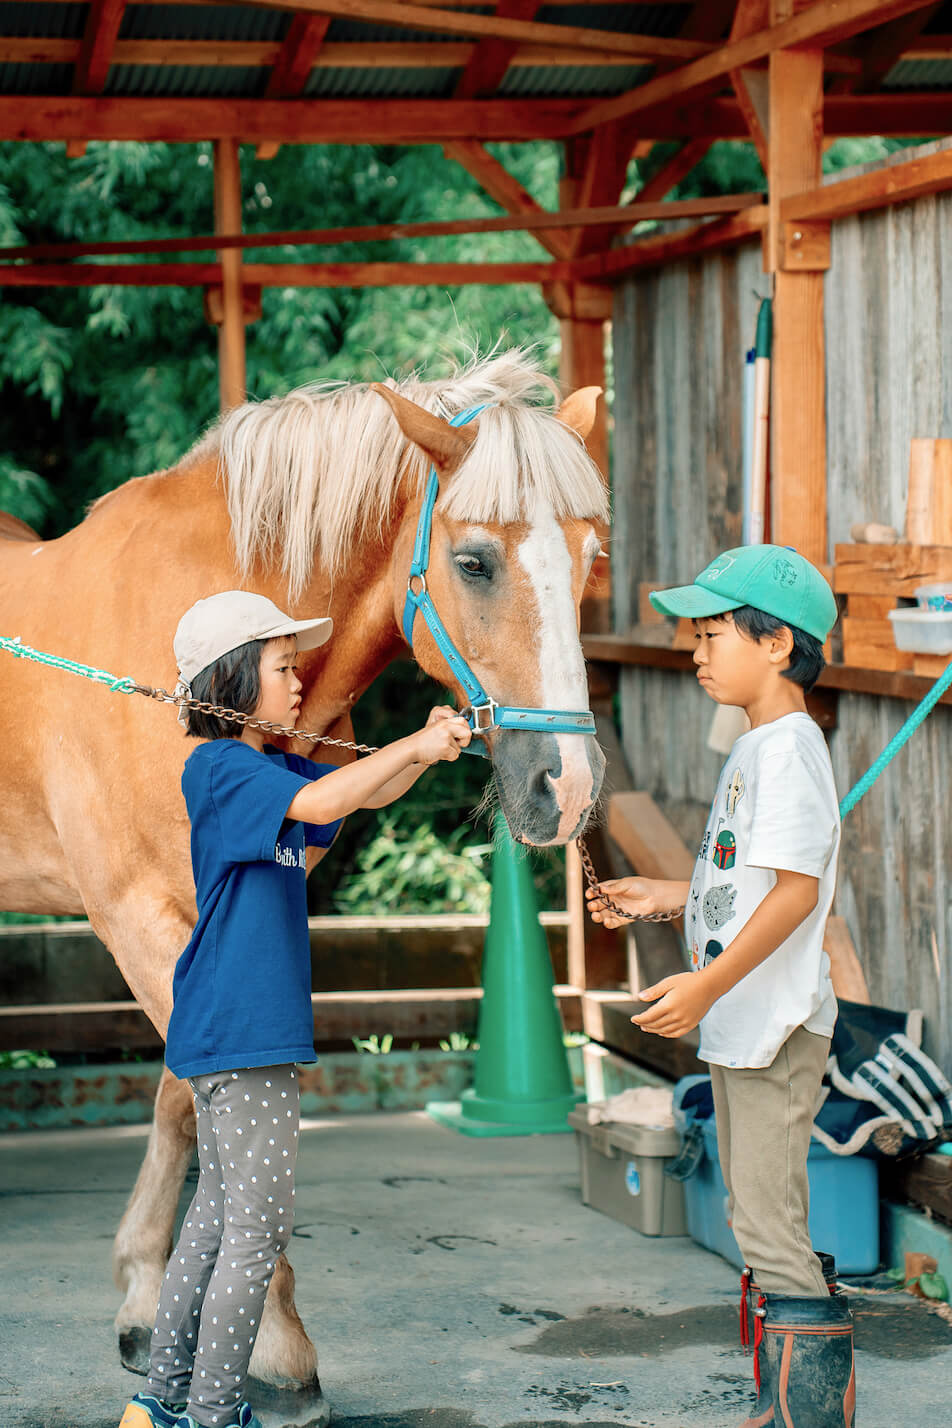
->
[466, 699, 499, 735]
[408, 572, 427, 598]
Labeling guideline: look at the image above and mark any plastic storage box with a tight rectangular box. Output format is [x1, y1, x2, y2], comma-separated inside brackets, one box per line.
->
[888, 606, 952, 654]
[567, 1108, 687, 1236]
[683, 1115, 879, 1275]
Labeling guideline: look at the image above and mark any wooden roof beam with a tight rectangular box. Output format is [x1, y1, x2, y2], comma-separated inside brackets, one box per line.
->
[828, 2, 942, 94]
[74, 0, 126, 95]
[442, 138, 572, 259]
[0, 35, 883, 71]
[571, 0, 941, 133]
[780, 140, 952, 222]
[264, 13, 331, 97]
[0, 193, 762, 264]
[0, 259, 573, 288]
[213, 0, 718, 64]
[632, 137, 712, 204]
[0, 92, 948, 145]
[729, 0, 769, 169]
[454, 0, 541, 100]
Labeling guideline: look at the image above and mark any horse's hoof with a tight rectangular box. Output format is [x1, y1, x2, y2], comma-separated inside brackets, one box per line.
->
[118, 1327, 151, 1376]
[250, 1374, 331, 1428]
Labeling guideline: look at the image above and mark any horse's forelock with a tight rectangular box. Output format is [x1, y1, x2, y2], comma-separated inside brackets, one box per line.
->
[208, 348, 609, 602]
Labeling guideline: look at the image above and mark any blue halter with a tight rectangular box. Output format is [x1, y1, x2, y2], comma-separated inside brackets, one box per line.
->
[401, 403, 597, 757]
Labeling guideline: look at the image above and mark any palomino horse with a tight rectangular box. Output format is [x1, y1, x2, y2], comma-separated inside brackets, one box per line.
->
[0, 349, 607, 1425]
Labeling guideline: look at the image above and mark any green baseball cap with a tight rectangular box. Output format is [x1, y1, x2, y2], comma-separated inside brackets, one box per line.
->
[649, 545, 837, 642]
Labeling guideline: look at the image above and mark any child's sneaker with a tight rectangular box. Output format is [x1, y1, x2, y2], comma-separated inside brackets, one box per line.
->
[119, 1393, 187, 1428]
[176, 1404, 262, 1428]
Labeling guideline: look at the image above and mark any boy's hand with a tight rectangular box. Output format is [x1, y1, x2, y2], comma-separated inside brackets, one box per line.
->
[631, 972, 713, 1039]
[413, 712, 472, 765]
[585, 876, 670, 928]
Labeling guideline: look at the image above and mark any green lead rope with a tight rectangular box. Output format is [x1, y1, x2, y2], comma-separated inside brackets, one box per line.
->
[2, 631, 952, 820]
[0, 634, 137, 695]
[837, 655, 952, 818]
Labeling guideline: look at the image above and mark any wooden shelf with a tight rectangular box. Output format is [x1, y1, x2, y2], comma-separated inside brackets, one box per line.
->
[583, 634, 952, 708]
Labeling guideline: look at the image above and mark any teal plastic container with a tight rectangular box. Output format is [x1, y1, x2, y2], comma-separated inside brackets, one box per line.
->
[683, 1115, 880, 1275]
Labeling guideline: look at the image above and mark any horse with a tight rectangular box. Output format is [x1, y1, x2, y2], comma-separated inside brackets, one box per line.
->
[0, 348, 608, 1426]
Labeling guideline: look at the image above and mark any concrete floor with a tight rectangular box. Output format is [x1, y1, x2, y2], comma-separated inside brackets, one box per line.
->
[2, 1111, 951, 1428]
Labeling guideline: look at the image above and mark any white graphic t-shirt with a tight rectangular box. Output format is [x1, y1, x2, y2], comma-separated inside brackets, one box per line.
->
[685, 712, 840, 1069]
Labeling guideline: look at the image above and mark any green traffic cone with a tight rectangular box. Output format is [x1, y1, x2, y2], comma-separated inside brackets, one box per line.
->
[427, 813, 582, 1137]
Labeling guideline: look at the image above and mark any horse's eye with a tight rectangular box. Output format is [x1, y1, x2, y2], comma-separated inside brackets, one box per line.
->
[455, 553, 489, 579]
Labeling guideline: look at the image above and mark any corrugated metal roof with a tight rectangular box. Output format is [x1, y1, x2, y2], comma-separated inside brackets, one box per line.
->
[120, 5, 287, 44]
[882, 59, 952, 90]
[304, 65, 458, 100]
[500, 64, 649, 99]
[0, 2, 949, 112]
[0, 3, 87, 38]
[107, 63, 264, 98]
[0, 62, 73, 95]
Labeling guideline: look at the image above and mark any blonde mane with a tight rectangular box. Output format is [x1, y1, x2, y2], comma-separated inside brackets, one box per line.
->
[191, 348, 609, 601]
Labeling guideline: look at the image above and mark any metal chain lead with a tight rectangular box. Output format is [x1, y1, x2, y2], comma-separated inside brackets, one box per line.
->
[130, 682, 380, 754]
[576, 834, 683, 923]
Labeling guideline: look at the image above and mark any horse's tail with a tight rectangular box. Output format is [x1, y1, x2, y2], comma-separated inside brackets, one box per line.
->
[0, 510, 40, 542]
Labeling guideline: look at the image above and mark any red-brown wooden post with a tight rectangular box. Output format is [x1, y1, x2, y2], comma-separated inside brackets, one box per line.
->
[213, 138, 246, 412]
[767, 6, 827, 565]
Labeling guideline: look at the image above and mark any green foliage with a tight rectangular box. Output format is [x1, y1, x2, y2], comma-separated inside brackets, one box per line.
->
[0, 1049, 55, 1069]
[335, 816, 493, 916]
[885, 1265, 950, 1301]
[439, 1032, 475, 1052]
[0, 139, 561, 536]
[352, 1034, 393, 1055]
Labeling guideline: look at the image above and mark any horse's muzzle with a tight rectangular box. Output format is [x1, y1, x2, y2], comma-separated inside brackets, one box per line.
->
[490, 729, 605, 847]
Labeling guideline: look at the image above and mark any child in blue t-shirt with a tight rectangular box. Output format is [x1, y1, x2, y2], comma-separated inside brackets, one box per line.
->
[121, 591, 471, 1428]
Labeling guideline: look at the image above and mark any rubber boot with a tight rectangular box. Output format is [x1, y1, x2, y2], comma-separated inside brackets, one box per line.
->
[738, 1255, 841, 1428]
[753, 1291, 856, 1427]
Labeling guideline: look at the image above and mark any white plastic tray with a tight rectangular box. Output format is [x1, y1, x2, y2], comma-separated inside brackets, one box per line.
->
[889, 607, 952, 654]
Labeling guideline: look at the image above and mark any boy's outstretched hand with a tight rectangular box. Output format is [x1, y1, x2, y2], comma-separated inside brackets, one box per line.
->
[584, 876, 684, 928]
[413, 707, 472, 764]
[632, 972, 713, 1039]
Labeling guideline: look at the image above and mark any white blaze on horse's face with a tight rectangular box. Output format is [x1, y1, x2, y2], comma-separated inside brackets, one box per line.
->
[514, 506, 602, 843]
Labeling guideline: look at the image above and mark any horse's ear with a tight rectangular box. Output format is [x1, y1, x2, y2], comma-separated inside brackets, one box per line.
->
[371, 383, 477, 476]
[556, 386, 602, 442]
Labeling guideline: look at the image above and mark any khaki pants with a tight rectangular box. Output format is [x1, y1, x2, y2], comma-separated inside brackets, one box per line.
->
[709, 1024, 831, 1297]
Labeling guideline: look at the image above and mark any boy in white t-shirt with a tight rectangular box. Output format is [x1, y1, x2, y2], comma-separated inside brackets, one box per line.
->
[587, 545, 854, 1428]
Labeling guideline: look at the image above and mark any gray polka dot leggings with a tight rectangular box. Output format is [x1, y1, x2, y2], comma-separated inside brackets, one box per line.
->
[146, 1064, 300, 1427]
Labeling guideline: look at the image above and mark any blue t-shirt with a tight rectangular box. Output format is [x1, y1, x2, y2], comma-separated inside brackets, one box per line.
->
[165, 740, 343, 1079]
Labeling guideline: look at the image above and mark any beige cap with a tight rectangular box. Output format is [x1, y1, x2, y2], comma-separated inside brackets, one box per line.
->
[174, 590, 333, 688]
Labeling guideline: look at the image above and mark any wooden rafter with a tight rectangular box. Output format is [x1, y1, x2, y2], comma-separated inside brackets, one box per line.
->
[780, 140, 952, 222]
[74, 0, 126, 95]
[573, 205, 768, 280]
[264, 13, 331, 98]
[567, 121, 633, 258]
[0, 36, 908, 71]
[632, 138, 712, 204]
[828, 3, 941, 94]
[205, 0, 718, 64]
[0, 260, 570, 288]
[571, 0, 941, 133]
[0, 193, 762, 264]
[0, 90, 948, 145]
[454, 0, 541, 100]
[729, 0, 769, 169]
[442, 139, 572, 260]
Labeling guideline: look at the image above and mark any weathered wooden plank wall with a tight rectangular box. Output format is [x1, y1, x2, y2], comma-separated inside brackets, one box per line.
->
[611, 162, 952, 1072]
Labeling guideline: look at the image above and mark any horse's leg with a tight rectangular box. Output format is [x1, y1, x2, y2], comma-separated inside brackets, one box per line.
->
[113, 1067, 196, 1372]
